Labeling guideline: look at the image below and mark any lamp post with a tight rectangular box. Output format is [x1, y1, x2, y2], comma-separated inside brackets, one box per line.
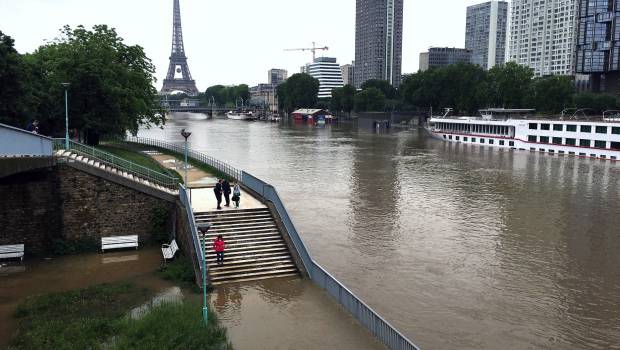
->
[197, 222, 211, 326]
[61, 83, 70, 149]
[180, 129, 192, 186]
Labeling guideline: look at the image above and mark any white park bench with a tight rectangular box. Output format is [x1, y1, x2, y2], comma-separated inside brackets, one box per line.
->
[0, 244, 25, 261]
[161, 239, 180, 261]
[101, 235, 139, 252]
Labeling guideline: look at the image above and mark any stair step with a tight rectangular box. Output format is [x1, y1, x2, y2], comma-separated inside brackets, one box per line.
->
[205, 242, 285, 254]
[196, 213, 272, 220]
[205, 249, 290, 262]
[205, 223, 277, 232]
[210, 273, 299, 286]
[200, 217, 274, 225]
[195, 208, 269, 217]
[209, 268, 298, 282]
[207, 258, 293, 271]
[209, 263, 297, 277]
[202, 229, 280, 239]
[208, 219, 274, 227]
[202, 236, 283, 245]
[204, 255, 294, 266]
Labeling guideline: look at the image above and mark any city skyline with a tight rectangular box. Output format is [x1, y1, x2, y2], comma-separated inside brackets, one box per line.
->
[2, 0, 492, 90]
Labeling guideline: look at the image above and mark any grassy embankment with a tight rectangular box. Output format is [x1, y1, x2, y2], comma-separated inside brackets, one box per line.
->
[97, 144, 184, 184]
[9, 270, 230, 349]
[105, 141, 235, 181]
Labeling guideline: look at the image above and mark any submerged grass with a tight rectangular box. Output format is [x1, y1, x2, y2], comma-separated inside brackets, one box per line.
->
[9, 282, 232, 350]
[97, 144, 184, 183]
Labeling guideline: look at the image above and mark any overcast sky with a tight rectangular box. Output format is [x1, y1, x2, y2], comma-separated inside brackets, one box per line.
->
[1, 0, 492, 90]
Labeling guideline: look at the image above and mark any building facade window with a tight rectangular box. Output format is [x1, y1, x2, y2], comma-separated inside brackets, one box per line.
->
[594, 140, 607, 148]
[528, 135, 537, 142]
[612, 127, 620, 134]
[596, 126, 607, 134]
[581, 125, 592, 133]
[552, 137, 562, 144]
[580, 139, 591, 147]
[541, 123, 550, 130]
[529, 123, 538, 130]
[553, 124, 563, 131]
[567, 125, 577, 132]
[540, 136, 550, 143]
[566, 138, 577, 145]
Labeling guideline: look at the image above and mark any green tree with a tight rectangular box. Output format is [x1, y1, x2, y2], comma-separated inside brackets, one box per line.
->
[28, 25, 161, 144]
[354, 87, 386, 112]
[330, 87, 343, 112]
[527, 76, 574, 114]
[205, 85, 227, 105]
[574, 93, 619, 114]
[487, 62, 534, 108]
[277, 73, 319, 113]
[341, 84, 356, 114]
[360, 79, 396, 99]
[0, 31, 29, 127]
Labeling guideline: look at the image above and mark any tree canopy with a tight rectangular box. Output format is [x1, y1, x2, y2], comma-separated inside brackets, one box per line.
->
[0, 25, 162, 145]
[204, 84, 250, 107]
[276, 73, 319, 113]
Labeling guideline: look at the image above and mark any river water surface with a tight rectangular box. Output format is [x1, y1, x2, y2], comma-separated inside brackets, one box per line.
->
[140, 115, 620, 349]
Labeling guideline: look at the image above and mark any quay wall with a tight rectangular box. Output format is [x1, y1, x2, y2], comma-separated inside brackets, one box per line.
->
[0, 164, 175, 255]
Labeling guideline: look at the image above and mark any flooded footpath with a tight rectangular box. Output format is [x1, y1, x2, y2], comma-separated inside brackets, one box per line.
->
[0, 248, 386, 349]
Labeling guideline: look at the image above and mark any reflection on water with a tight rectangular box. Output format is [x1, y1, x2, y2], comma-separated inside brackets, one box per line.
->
[140, 117, 620, 350]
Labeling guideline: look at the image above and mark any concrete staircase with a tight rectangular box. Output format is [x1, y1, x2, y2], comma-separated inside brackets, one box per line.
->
[195, 208, 299, 285]
[54, 150, 178, 195]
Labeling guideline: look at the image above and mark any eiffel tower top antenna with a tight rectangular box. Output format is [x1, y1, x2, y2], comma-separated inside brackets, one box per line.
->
[160, 0, 199, 95]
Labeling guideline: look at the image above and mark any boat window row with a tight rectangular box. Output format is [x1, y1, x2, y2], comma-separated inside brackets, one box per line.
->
[443, 134, 515, 147]
[434, 122, 512, 136]
[527, 135, 620, 150]
[529, 123, 620, 134]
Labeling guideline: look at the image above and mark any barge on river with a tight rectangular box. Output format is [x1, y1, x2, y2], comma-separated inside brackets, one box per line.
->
[426, 108, 620, 161]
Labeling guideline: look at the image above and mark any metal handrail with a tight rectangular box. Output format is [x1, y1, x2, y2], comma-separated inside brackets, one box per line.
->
[125, 136, 243, 181]
[53, 139, 179, 189]
[179, 185, 206, 282]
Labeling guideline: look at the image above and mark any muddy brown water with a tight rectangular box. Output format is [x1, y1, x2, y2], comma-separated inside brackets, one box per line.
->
[138, 115, 620, 350]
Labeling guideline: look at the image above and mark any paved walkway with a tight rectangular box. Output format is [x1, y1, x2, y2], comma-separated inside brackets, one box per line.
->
[142, 150, 265, 212]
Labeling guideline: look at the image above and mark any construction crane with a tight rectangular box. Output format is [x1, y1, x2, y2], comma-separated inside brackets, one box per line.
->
[284, 42, 329, 61]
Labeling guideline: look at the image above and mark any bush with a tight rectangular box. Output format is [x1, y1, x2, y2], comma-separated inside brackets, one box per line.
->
[158, 256, 196, 285]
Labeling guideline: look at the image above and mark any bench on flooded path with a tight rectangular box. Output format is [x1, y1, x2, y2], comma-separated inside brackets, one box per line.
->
[0, 244, 25, 261]
[161, 239, 180, 261]
[101, 235, 139, 252]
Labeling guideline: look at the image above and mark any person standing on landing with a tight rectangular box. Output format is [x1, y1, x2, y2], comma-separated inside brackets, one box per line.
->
[214, 179, 223, 210]
[232, 181, 241, 208]
[212, 235, 225, 265]
[222, 178, 232, 207]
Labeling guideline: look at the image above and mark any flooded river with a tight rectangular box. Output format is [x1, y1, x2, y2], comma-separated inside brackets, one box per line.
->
[139, 115, 620, 349]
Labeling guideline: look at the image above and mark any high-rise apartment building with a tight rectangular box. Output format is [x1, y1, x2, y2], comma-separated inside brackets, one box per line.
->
[354, 0, 403, 88]
[419, 48, 473, 71]
[341, 63, 355, 85]
[268, 69, 288, 86]
[305, 57, 345, 99]
[575, 1, 620, 92]
[509, 0, 577, 76]
[465, 1, 508, 70]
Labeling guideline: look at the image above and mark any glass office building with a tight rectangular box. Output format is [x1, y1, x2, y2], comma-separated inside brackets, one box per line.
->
[465, 1, 508, 70]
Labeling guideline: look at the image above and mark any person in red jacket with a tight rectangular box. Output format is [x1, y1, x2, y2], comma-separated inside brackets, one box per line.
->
[213, 235, 225, 265]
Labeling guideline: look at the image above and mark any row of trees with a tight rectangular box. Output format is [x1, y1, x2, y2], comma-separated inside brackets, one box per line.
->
[0, 26, 161, 145]
[321, 62, 620, 116]
[203, 84, 250, 107]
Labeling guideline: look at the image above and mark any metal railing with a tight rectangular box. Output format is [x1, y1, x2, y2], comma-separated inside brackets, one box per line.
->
[125, 136, 243, 181]
[53, 139, 179, 189]
[179, 185, 207, 282]
[125, 137, 420, 350]
[242, 170, 420, 350]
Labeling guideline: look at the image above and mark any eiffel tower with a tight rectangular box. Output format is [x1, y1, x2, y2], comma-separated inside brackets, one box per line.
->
[160, 0, 199, 95]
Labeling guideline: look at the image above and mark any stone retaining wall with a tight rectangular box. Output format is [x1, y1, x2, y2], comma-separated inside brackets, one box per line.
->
[0, 164, 175, 256]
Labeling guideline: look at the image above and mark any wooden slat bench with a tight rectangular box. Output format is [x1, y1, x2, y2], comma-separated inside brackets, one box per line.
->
[101, 235, 139, 252]
[0, 244, 25, 261]
[161, 239, 180, 261]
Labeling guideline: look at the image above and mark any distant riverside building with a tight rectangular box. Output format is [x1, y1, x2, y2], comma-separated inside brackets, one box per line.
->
[341, 63, 355, 85]
[268, 69, 287, 86]
[304, 57, 345, 99]
[250, 84, 278, 112]
[575, 1, 620, 92]
[465, 1, 508, 70]
[419, 48, 472, 71]
[354, 0, 404, 87]
[509, 0, 577, 76]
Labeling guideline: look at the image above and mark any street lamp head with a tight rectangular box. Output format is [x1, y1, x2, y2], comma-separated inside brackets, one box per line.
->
[180, 128, 192, 140]
[61, 82, 70, 88]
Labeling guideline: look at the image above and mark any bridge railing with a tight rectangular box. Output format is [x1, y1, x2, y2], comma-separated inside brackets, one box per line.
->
[179, 185, 207, 283]
[125, 136, 242, 181]
[0, 122, 53, 157]
[241, 170, 420, 350]
[53, 139, 179, 189]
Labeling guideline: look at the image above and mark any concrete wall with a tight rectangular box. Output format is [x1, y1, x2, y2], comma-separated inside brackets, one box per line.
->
[0, 164, 175, 255]
[0, 122, 53, 157]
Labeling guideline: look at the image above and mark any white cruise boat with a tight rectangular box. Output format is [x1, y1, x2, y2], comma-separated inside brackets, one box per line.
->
[226, 111, 256, 121]
[426, 108, 620, 161]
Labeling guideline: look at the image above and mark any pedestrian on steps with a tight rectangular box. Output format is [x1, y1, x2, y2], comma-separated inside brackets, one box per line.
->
[232, 181, 241, 208]
[214, 179, 223, 210]
[222, 178, 232, 207]
[213, 235, 225, 265]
